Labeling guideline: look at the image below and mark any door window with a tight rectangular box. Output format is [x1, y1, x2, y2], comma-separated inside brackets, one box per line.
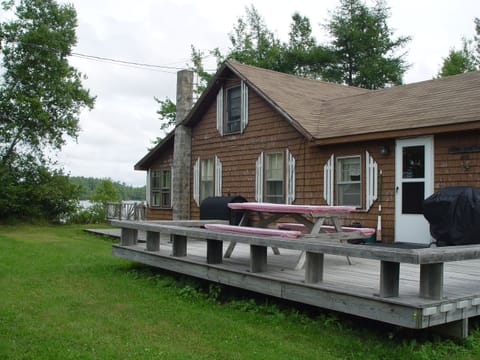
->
[402, 146, 425, 214]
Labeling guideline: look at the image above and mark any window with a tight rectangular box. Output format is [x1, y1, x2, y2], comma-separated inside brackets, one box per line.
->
[265, 152, 284, 203]
[193, 156, 222, 206]
[337, 156, 361, 207]
[200, 158, 214, 202]
[226, 86, 241, 133]
[216, 81, 248, 135]
[323, 152, 377, 210]
[256, 150, 295, 204]
[150, 169, 171, 208]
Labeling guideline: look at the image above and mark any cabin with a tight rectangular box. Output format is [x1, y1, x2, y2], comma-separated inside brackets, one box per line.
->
[135, 60, 480, 245]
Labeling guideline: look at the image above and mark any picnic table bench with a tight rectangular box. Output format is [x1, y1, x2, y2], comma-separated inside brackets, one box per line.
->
[277, 223, 376, 236]
[111, 219, 480, 301]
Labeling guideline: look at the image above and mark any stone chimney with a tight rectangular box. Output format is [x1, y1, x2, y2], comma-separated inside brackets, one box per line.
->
[172, 70, 194, 220]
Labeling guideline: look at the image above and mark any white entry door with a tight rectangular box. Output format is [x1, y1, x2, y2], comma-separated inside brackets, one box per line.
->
[395, 137, 434, 244]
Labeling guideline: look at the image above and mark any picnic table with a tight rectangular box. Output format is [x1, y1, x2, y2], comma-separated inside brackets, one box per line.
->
[215, 202, 370, 267]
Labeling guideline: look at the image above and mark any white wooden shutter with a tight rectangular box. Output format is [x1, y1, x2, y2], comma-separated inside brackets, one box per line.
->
[285, 149, 296, 205]
[323, 154, 334, 206]
[193, 158, 200, 206]
[216, 87, 223, 136]
[169, 167, 173, 208]
[240, 80, 249, 133]
[215, 155, 222, 196]
[255, 152, 264, 202]
[146, 169, 151, 206]
[365, 151, 378, 210]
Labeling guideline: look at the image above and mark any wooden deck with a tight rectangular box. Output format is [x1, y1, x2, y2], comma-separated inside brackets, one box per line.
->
[111, 228, 480, 338]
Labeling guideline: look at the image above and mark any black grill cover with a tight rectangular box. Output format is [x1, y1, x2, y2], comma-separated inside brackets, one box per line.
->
[423, 186, 480, 246]
[200, 196, 247, 225]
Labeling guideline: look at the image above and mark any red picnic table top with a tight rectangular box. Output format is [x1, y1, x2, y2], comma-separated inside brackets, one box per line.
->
[227, 202, 356, 214]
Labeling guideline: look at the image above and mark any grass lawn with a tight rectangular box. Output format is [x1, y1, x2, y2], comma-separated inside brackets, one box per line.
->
[1, 224, 479, 359]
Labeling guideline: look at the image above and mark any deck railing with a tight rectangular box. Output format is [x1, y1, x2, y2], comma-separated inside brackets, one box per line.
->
[106, 202, 146, 221]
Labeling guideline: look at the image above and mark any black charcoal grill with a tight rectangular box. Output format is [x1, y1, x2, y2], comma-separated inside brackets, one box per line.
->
[200, 196, 247, 225]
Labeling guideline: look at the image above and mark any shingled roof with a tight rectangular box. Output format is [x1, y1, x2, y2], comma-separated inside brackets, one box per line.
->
[314, 70, 480, 144]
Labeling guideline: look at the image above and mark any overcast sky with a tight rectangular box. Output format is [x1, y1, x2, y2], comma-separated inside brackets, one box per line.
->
[56, 0, 480, 187]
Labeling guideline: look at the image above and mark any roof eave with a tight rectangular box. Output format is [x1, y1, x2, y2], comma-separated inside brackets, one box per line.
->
[134, 131, 175, 171]
[312, 121, 480, 146]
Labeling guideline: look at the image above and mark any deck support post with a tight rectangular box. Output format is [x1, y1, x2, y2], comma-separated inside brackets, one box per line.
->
[146, 231, 160, 251]
[250, 245, 267, 273]
[207, 239, 223, 264]
[305, 252, 324, 284]
[172, 234, 187, 257]
[420, 263, 444, 300]
[120, 228, 138, 246]
[379, 261, 400, 297]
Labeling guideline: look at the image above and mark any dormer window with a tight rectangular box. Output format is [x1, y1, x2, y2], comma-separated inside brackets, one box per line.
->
[216, 80, 248, 135]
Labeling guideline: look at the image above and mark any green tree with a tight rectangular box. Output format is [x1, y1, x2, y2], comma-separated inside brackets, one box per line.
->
[324, 0, 410, 89]
[438, 18, 479, 77]
[475, 17, 480, 61]
[88, 178, 120, 222]
[225, 5, 284, 71]
[0, 0, 95, 167]
[150, 96, 176, 147]
[190, 45, 216, 95]
[0, 161, 80, 222]
[284, 12, 334, 78]
[438, 39, 477, 77]
[185, 6, 286, 110]
[69, 176, 145, 201]
[90, 178, 120, 204]
[0, 0, 94, 221]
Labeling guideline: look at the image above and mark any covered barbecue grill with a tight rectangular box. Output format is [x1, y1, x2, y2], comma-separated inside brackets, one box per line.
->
[423, 186, 480, 246]
[200, 196, 247, 225]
